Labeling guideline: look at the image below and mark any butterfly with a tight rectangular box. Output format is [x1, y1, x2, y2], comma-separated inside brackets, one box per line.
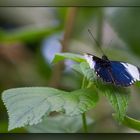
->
[85, 29, 140, 87]
[84, 53, 140, 87]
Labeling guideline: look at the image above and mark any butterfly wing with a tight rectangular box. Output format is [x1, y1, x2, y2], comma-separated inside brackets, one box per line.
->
[109, 61, 140, 86]
[84, 54, 140, 86]
[97, 61, 140, 86]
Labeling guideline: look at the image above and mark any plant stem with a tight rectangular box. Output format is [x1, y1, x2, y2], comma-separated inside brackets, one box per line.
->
[81, 76, 86, 89]
[61, 7, 77, 52]
[48, 8, 77, 88]
[81, 76, 88, 133]
[82, 113, 88, 133]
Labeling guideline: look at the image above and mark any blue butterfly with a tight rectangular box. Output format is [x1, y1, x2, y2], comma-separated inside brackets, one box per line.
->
[84, 53, 140, 87]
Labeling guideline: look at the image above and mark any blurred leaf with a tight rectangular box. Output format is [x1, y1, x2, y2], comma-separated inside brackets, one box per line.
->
[26, 114, 93, 133]
[52, 52, 86, 63]
[72, 8, 100, 38]
[107, 8, 140, 56]
[121, 115, 140, 131]
[2, 87, 98, 131]
[0, 27, 60, 45]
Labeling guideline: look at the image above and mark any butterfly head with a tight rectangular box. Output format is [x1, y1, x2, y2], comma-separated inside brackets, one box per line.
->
[102, 55, 109, 61]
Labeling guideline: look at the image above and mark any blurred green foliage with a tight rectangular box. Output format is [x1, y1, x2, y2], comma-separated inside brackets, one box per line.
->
[107, 8, 140, 56]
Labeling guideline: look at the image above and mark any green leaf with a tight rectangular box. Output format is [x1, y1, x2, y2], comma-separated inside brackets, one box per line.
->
[97, 84, 130, 121]
[122, 115, 140, 131]
[80, 62, 97, 82]
[52, 53, 86, 63]
[72, 62, 97, 87]
[2, 87, 98, 131]
[26, 114, 94, 133]
[72, 64, 83, 74]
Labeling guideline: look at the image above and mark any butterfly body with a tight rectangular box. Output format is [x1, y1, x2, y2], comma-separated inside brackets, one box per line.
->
[84, 53, 140, 87]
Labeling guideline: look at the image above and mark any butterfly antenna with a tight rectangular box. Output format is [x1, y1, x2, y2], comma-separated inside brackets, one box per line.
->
[88, 28, 105, 55]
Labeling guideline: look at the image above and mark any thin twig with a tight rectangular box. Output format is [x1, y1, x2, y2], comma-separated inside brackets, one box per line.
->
[61, 7, 77, 52]
[49, 8, 77, 88]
